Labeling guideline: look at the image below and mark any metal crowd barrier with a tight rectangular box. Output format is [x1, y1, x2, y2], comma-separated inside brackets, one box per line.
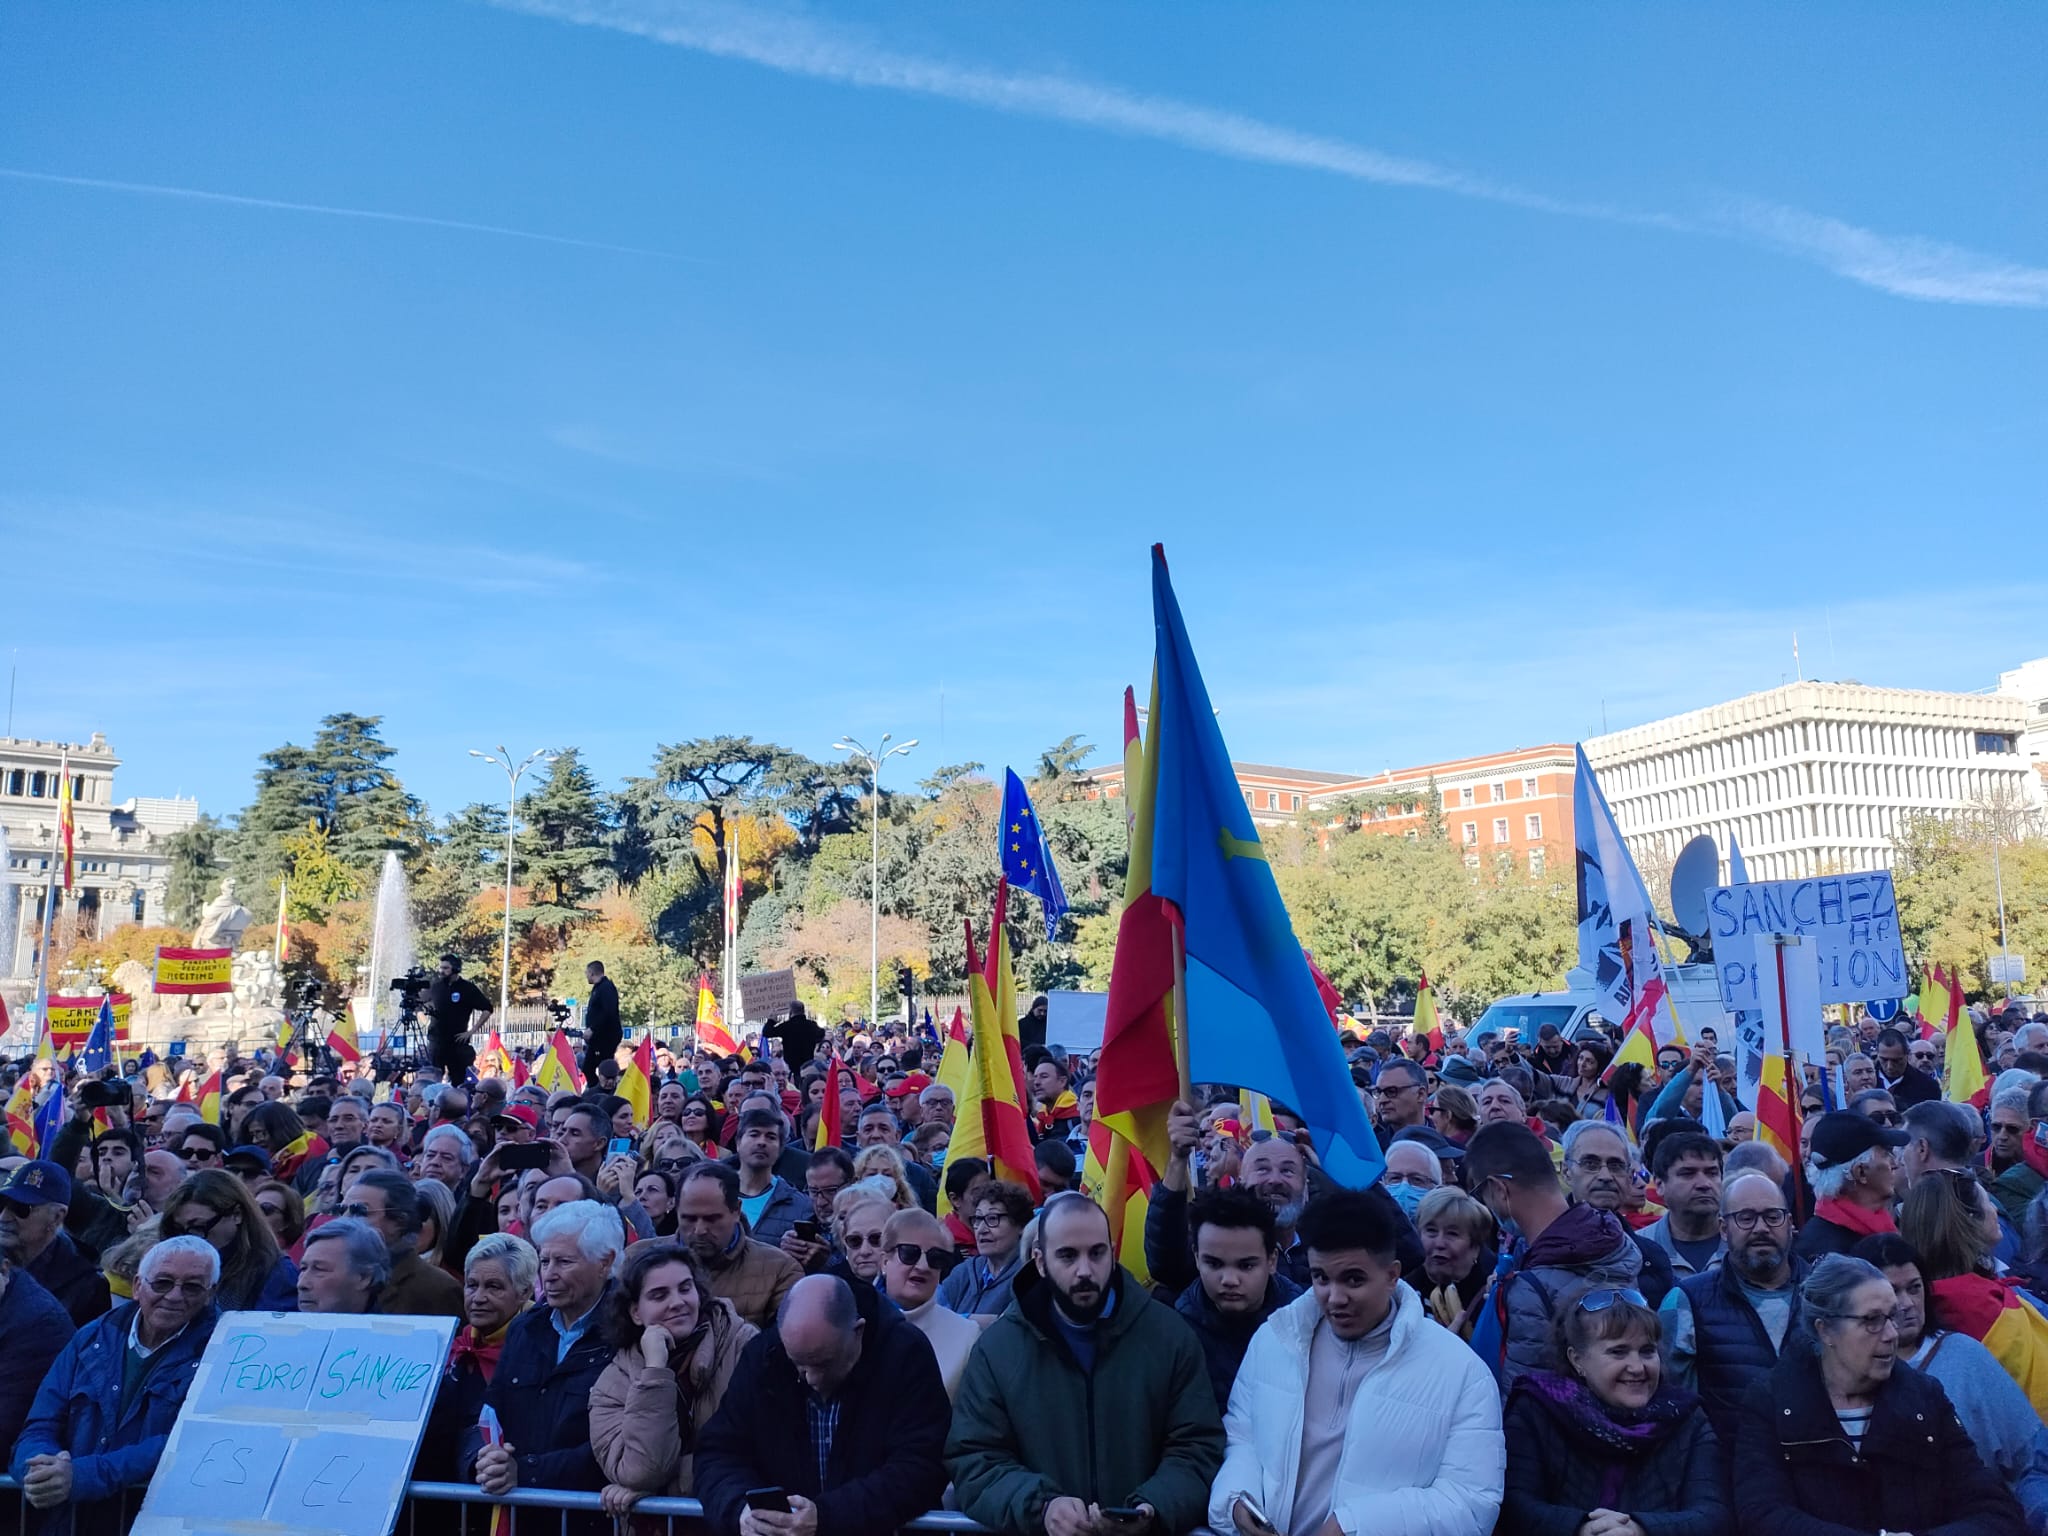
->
[0, 1475, 987, 1536]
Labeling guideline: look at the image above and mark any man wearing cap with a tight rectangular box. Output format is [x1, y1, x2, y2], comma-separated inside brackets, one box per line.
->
[494, 1102, 540, 1144]
[887, 1072, 932, 1129]
[0, 1162, 110, 1326]
[1794, 1110, 1908, 1259]
[224, 1145, 274, 1185]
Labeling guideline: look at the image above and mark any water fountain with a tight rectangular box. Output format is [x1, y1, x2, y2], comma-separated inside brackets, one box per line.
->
[362, 851, 416, 1036]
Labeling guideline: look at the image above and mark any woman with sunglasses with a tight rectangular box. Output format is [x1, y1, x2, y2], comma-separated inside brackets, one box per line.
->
[249, 1176, 308, 1253]
[677, 1097, 724, 1156]
[1902, 1168, 2048, 1417]
[1502, 1287, 1726, 1536]
[937, 1179, 1033, 1319]
[160, 1169, 300, 1311]
[880, 1207, 974, 1395]
[832, 1188, 896, 1286]
[1853, 1233, 2048, 1528]
[1734, 1254, 2025, 1536]
[589, 1240, 757, 1516]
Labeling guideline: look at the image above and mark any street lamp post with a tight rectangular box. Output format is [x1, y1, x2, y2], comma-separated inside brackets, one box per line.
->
[469, 746, 555, 1017]
[832, 733, 918, 1026]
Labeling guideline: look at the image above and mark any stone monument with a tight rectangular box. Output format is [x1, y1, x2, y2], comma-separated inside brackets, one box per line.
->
[191, 878, 254, 952]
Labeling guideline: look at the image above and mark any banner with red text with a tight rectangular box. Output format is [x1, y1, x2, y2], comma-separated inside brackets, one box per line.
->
[155, 947, 233, 995]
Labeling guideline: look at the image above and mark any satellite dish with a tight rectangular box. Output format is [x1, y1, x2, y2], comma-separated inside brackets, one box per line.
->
[1669, 834, 1719, 939]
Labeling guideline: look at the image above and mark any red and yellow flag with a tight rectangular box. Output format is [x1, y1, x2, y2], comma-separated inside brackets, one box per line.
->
[1414, 971, 1445, 1057]
[695, 974, 738, 1057]
[1756, 1053, 1802, 1170]
[1081, 1116, 1158, 1287]
[535, 1028, 585, 1093]
[1917, 964, 1955, 1044]
[933, 1006, 970, 1110]
[56, 753, 75, 892]
[478, 1030, 514, 1079]
[952, 886, 1040, 1198]
[1939, 964, 1988, 1107]
[1095, 679, 1181, 1176]
[195, 1069, 223, 1126]
[5, 1080, 37, 1157]
[619, 1034, 654, 1128]
[814, 1054, 845, 1150]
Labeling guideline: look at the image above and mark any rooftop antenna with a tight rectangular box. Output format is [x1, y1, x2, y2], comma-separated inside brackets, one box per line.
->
[1793, 631, 1802, 681]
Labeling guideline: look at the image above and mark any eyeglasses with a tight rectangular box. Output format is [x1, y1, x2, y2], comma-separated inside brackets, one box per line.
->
[1725, 1207, 1792, 1231]
[842, 1231, 886, 1250]
[176, 1145, 219, 1161]
[1575, 1288, 1647, 1314]
[339, 1203, 376, 1219]
[970, 1212, 1011, 1229]
[891, 1243, 960, 1272]
[1864, 1111, 1901, 1127]
[183, 1209, 236, 1240]
[683, 1106, 708, 1118]
[1570, 1155, 1631, 1176]
[144, 1276, 212, 1300]
[1824, 1309, 1901, 1336]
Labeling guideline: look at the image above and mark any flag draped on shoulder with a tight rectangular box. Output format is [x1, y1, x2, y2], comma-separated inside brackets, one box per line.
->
[952, 887, 1040, 1198]
[620, 1034, 654, 1128]
[695, 973, 738, 1057]
[536, 1028, 585, 1093]
[1143, 547, 1385, 1186]
[1000, 769, 1069, 941]
[1575, 744, 1675, 1048]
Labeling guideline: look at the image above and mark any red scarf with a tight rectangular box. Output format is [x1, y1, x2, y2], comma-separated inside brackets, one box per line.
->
[944, 1210, 979, 1258]
[1813, 1195, 1896, 1237]
[448, 1321, 512, 1383]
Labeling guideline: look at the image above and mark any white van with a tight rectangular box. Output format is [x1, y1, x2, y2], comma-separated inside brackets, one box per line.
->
[1468, 964, 1731, 1048]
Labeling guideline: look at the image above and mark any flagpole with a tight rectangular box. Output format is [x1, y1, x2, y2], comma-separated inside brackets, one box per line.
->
[29, 750, 68, 1049]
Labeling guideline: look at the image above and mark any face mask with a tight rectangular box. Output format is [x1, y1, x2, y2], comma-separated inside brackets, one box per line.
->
[1387, 1181, 1429, 1220]
[930, 1149, 947, 1171]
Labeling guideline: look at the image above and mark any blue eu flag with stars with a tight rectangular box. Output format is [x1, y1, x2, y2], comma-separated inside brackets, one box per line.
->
[1001, 768, 1069, 941]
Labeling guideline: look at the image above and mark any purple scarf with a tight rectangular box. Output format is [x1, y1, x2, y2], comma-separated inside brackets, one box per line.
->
[1515, 1371, 1696, 1459]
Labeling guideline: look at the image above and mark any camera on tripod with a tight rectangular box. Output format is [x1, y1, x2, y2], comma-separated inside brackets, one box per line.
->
[390, 967, 431, 1027]
[544, 998, 572, 1024]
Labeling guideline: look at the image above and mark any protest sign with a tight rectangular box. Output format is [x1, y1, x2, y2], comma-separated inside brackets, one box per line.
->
[739, 967, 798, 1021]
[131, 1311, 455, 1536]
[1709, 872, 1906, 1010]
[155, 946, 234, 995]
[46, 993, 132, 1048]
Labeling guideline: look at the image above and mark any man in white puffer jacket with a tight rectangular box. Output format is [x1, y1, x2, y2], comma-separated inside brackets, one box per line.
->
[1207, 1189, 1504, 1536]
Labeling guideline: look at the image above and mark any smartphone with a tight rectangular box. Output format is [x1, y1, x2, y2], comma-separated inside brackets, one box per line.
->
[1232, 1495, 1276, 1536]
[794, 1221, 822, 1244]
[1099, 1510, 1146, 1526]
[608, 1137, 636, 1159]
[497, 1144, 552, 1172]
[743, 1489, 791, 1515]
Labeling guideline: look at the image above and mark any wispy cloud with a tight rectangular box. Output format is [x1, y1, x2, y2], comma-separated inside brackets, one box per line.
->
[0, 166, 683, 260]
[495, 0, 2048, 309]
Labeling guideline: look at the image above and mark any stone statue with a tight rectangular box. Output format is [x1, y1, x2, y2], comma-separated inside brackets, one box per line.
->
[192, 877, 254, 952]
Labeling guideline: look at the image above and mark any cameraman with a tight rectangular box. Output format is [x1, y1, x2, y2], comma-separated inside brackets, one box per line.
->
[425, 955, 492, 1076]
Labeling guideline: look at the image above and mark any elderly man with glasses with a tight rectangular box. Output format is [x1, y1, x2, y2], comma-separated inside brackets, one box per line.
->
[10, 1234, 221, 1527]
[1657, 1170, 1809, 1452]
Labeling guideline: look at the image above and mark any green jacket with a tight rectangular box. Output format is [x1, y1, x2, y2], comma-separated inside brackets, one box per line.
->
[947, 1267, 1224, 1536]
[1991, 1160, 2046, 1226]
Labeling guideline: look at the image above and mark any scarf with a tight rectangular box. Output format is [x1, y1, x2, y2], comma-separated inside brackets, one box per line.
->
[272, 1131, 330, 1182]
[1515, 1371, 1697, 1457]
[1036, 1091, 1079, 1136]
[1812, 1196, 1895, 1238]
[448, 1320, 513, 1383]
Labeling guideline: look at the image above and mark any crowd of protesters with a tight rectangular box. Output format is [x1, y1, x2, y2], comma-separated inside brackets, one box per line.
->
[2, 982, 2047, 1536]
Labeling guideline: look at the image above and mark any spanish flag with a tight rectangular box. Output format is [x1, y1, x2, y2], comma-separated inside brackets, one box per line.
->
[1081, 1116, 1158, 1287]
[1414, 971, 1445, 1057]
[695, 974, 738, 1057]
[478, 1030, 514, 1079]
[933, 1006, 971, 1108]
[619, 1034, 654, 1129]
[1939, 964, 1988, 1107]
[950, 885, 1040, 1199]
[1917, 964, 1955, 1044]
[1931, 1272, 2048, 1416]
[196, 1069, 223, 1126]
[56, 752, 75, 892]
[5, 1080, 37, 1156]
[1756, 1053, 1802, 1187]
[814, 1055, 845, 1151]
[535, 1028, 584, 1093]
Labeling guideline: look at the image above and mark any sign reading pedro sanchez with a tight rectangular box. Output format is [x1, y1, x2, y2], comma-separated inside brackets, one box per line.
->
[1709, 873, 1907, 1010]
[131, 1310, 455, 1536]
[155, 946, 233, 995]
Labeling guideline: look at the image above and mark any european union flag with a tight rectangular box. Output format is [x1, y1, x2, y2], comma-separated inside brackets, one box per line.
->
[1001, 768, 1069, 941]
[1146, 546, 1385, 1187]
[31, 1082, 66, 1157]
[81, 996, 114, 1073]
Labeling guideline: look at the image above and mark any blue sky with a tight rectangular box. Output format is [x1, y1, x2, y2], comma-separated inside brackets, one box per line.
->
[4, 2, 2043, 822]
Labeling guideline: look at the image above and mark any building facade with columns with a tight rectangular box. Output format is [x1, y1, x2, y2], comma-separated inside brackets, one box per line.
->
[1, 733, 200, 983]
[1581, 680, 2034, 883]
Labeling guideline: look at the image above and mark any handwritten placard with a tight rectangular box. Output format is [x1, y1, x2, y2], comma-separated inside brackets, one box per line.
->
[1710, 872, 1907, 1009]
[131, 1311, 455, 1536]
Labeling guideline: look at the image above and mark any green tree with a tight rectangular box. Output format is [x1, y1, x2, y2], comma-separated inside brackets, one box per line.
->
[163, 814, 225, 929]
[413, 804, 506, 972]
[516, 749, 612, 931]
[228, 713, 423, 910]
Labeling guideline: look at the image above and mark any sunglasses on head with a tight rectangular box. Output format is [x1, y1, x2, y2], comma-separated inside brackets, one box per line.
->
[1575, 1287, 1647, 1314]
[891, 1243, 960, 1272]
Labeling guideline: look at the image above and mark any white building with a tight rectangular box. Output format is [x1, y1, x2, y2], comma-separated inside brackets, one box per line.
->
[1, 733, 200, 982]
[1997, 657, 2048, 808]
[1584, 681, 2032, 883]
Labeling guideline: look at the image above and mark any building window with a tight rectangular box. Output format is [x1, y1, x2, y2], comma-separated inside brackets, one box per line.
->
[1491, 781, 1506, 803]
[4, 769, 19, 795]
[1459, 787, 1475, 806]
[1265, 791, 1278, 810]
[1529, 847, 1545, 874]
[1976, 732, 2017, 754]
[1290, 794, 1302, 811]
[1526, 813, 1542, 839]
[1523, 776, 1538, 797]
[1462, 822, 1478, 847]
[1493, 817, 1509, 844]
[29, 771, 45, 798]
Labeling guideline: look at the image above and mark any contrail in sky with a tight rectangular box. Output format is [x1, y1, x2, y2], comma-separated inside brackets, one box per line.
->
[494, 0, 2047, 309]
[0, 166, 680, 259]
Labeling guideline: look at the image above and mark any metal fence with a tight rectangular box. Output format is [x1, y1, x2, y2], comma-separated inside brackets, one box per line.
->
[0, 1476, 987, 1536]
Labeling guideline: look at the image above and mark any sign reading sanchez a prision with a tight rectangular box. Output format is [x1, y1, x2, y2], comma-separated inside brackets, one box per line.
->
[1709, 872, 1907, 1012]
[131, 1311, 455, 1536]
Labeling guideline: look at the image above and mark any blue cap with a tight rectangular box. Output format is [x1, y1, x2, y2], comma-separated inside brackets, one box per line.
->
[2, 1160, 73, 1208]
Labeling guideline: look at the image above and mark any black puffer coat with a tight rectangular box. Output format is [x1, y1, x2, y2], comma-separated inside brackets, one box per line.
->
[1501, 1373, 1729, 1536]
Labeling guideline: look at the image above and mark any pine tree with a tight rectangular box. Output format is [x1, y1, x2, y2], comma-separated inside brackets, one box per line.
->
[163, 815, 225, 928]
[516, 750, 611, 931]
[228, 714, 423, 908]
